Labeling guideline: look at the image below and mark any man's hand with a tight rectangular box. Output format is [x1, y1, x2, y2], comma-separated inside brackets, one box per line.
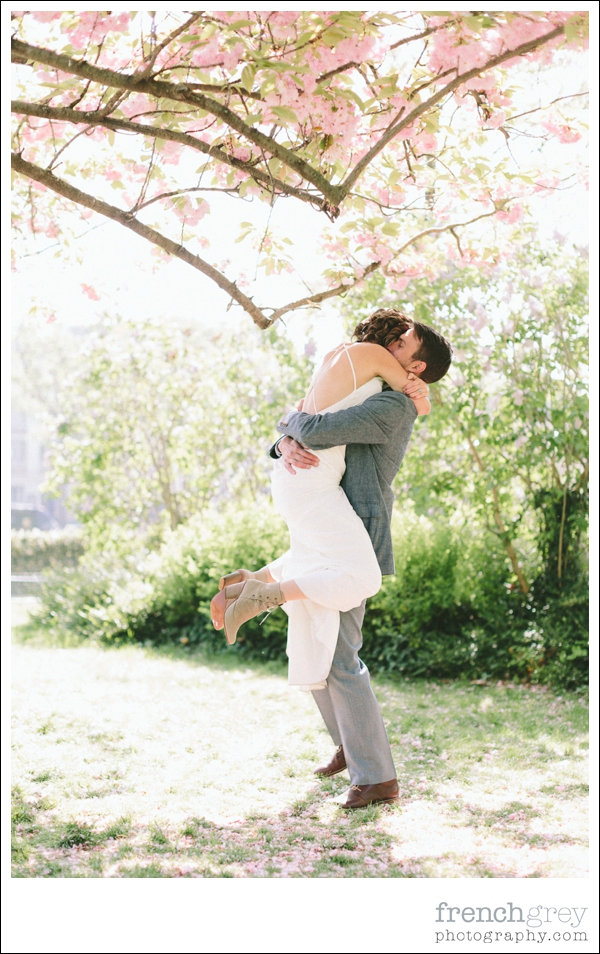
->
[279, 436, 320, 475]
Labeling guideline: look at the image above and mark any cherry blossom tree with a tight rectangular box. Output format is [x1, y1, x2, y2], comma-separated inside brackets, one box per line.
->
[11, 10, 588, 329]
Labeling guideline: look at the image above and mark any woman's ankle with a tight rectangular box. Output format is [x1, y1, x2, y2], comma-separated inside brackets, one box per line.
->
[256, 566, 274, 583]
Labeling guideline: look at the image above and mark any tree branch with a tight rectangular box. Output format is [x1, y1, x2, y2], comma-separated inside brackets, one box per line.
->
[390, 206, 502, 260]
[267, 207, 501, 322]
[137, 12, 203, 78]
[134, 185, 241, 213]
[11, 152, 272, 329]
[340, 25, 566, 195]
[389, 25, 443, 50]
[267, 262, 382, 323]
[505, 90, 589, 124]
[11, 99, 329, 213]
[12, 38, 343, 208]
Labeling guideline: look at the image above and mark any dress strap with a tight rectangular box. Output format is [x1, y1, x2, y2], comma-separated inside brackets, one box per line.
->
[342, 344, 357, 393]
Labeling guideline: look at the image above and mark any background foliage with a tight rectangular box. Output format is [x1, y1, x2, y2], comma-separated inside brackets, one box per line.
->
[11, 528, 83, 575]
[26, 500, 586, 689]
[22, 318, 312, 545]
[17, 236, 588, 690]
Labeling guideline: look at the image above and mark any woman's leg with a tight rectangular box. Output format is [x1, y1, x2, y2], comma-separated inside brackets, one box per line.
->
[211, 566, 306, 629]
[280, 580, 307, 601]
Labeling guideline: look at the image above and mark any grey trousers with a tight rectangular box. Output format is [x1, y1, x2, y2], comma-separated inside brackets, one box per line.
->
[311, 599, 396, 785]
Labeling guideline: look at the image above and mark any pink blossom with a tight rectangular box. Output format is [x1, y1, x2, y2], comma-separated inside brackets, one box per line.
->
[65, 11, 131, 49]
[397, 122, 418, 141]
[86, 127, 105, 142]
[512, 389, 524, 407]
[32, 11, 62, 21]
[496, 16, 552, 51]
[472, 305, 488, 330]
[514, 435, 527, 450]
[542, 118, 581, 143]
[413, 132, 437, 153]
[190, 37, 224, 68]
[81, 283, 101, 301]
[497, 204, 523, 225]
[487, 110, 506, 129]
[160, 141, 184, 165]
[486, 395, 501, 416]
[119, 95, 153, 119]
[534, 175, 560, 193]
[222, 42, 245, 72]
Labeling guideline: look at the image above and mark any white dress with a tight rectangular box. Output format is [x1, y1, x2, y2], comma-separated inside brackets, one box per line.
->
[269, 345, 383, 690]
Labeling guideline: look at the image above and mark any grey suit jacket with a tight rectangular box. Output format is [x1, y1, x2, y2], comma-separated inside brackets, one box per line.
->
[273, 390, 417, 576]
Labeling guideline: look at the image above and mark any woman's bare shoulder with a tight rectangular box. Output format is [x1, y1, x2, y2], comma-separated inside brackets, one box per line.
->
[347, 341, 395, 364]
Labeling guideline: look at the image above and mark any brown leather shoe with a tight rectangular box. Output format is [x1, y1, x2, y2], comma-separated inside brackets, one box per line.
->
[336, 779, 399, 810]
[314, 745, 346, 778]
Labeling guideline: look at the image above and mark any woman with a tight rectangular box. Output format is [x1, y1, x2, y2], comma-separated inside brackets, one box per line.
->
[211, 311, 429, 689]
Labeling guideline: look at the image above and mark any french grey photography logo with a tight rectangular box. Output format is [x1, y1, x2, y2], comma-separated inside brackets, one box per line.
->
[434, 902, 588, 944]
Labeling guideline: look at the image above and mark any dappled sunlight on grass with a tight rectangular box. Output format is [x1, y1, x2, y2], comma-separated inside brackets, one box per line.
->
[12, 616, 588, 878]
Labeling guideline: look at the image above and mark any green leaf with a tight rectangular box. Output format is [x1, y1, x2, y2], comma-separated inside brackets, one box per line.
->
[321, 27, 350, 44]
[381, 223, 400, 237]
[423, 114, 440, 134]
[270, 106, 299, 125]
[564, 13, 588, 42]
[241, 64, 256, 93]
[462, 15, 485, 33]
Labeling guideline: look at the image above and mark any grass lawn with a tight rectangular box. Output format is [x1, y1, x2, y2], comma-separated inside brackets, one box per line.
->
[11, 599, 588, 879]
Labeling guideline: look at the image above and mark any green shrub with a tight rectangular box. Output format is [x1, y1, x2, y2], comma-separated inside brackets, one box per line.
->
[25, 504, 587, 687]
[11, 528, 84, 574]
[27, 503, 291, 659]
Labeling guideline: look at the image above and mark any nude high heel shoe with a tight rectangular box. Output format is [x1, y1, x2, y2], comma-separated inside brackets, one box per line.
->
[218, 568, 270, 590]
[223, 580, 285, 646]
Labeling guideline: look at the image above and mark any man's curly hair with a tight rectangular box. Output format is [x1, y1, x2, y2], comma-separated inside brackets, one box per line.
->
[352, 308, 413, 349]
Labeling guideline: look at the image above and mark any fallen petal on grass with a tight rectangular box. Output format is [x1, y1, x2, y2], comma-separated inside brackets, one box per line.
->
[11, 609, 588, 879]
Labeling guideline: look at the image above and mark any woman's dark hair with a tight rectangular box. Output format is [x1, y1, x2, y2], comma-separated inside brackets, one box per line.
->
[352, 308, 413, 349]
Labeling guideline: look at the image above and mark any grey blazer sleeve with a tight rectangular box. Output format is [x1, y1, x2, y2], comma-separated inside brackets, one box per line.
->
[277, 391, 417, 449]
[268, 437, 284, 458]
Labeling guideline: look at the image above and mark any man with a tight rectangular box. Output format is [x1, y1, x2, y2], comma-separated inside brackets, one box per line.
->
[271, 315, 452, 809]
